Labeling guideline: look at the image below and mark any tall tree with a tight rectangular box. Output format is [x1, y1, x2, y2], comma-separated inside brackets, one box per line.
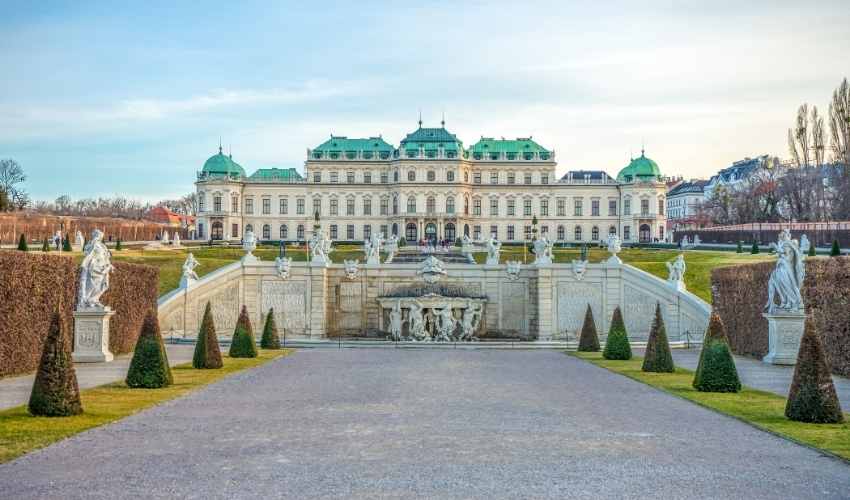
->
[0, 159, 26, 210]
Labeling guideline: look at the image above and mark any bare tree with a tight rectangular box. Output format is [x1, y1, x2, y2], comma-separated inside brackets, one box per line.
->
[829, 77, 850, 167]
[0, 159, 26, 210]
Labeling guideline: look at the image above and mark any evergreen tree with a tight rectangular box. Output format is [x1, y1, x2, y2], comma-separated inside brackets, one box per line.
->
[808, 242, 816, 257]
[642, 303, 675, 373]
[42, 239, 50, 252]
[193, 302, 223, 369]
[693, 312, 741, 392]
[602, 307, 631, 360]
[229, 305, 258, 358]
[28, 313, 83, 416]
[577, 304, 600, 352]
[115, 238, 123, 251]
[62, 235, 72, 252]
[751, 241, 759, 254]
[736, 241, 743, 253]
[785, 319, 844, 423]
[260, 308, 281, 349]
[126, 311, 173, 388]
[831, 239, 841, 257]
[17, 234, 28, 251]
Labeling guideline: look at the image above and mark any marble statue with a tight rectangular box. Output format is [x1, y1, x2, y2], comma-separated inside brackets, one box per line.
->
[275, 256, 292, 280]
[533, 237, 553, 265]
[461, 234, 473, 254]
[506, 260, 522, 280]
[309, 231, 333, 265]
[459, 301, 483, 341]
[765, 229, 805, 314]
[180, 252, 200, 287]
[408, 302, 428, 341]
[435, 306, 457, 341]
[800, 234, 811, 256]
[389, 302, 404, 341]
[74, 230, 85, 250]
[242, 229, 258, 262]
[344, 259, 360, 280]
[78, 229, 114, 310]
[693, 235, 701, 246]
[173, 232, 181, 247]
[365, 232, 383, 265]
[417, 255, 447, 284]
[384, 234, 399, 263]
[606, 234, 622, 264]
[161, 231, 170, 244]
[666, 254, 686, 289]
[486, 234, 502, 265]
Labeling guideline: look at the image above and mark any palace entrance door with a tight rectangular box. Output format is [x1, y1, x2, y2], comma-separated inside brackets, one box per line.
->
[211, 220, 224, 240]
[425, 223, 437, 243]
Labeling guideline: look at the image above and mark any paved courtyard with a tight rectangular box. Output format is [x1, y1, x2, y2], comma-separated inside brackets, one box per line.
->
[1, 349, 849, 499]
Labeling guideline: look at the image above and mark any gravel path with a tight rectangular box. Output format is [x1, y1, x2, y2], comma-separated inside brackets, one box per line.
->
[1, 349, 848, 499]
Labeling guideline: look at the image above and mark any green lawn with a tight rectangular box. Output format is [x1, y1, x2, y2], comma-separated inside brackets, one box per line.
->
[0, 349, 292, 464]
[572, 351, 850, 461]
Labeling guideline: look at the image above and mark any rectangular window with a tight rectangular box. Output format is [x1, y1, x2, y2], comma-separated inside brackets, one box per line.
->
[641, 199, 650, 216]
[364, 225, 372, 240]
[330, 225, 338, 239]
[279, 198, 288, 215]
[473, 172, 481, 184]
[490, 225, 498, 239]
[347, 225, 355, 240]
[507, 225, 515, 240]
[231, 197, 238, 213]
[297, 225, 304, 239]
[591, 199, 599, 217]
[557, 199, 566, 217]
[541, 225, 548, 235]
[574, 199, 582, 216]
[624, 226, 631, 240]
[507, 199, 515, 216]
[524, 174, 532, 184]
[330, 199, 338, 216]
[490, 172, 498, 184]
[231, 224, 238, 238]
[312, 198, 321, 216]
[490, 198, 499, 216]
[658, 199, 665, 215]
[624, 199, 631, 216]
[380, 225, 388, 237]
[346, 198, 355, 216]
[507, 173, 515, 184]
[380, 172, 388, 183]
[213, 196, 222, 212]
[245, 198, 254, 215]
[346, 172, 355, 184]
[447, 171, 455, 182]
[474, 225, 481, 240]
[363, 198, 371, 216]
[313, 172, 321, 183]
[473, 199, 481, 216]
[297, 198, 305, 215]
[364, 172, 372, 184]
[540, 199, 549, 216]
[330, 172, 338, 183]
[198, 197, 205, 212]
[198, 222, 204, 238]
[608, 200, 617, 216]
[380, 198, 388, 215]
[524, 225, 532, 240]
[262, 198, 271, 215]
[524, 199, 532, 216]
[541, 174, 548, 185]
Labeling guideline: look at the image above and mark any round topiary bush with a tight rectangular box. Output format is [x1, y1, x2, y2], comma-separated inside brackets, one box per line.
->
[126, 311, 173, 388]
[693, 312, 741, 392]
[260, 308, 281, 349]
[28, 313, 83, 417]
[193, 302, 223, 369]
[577, 304, 600, 352]
[642, 302, 674, 373]
[229, 305, 258, 358]
[785, 318, 844, 423]
[603, 307, 631, 360]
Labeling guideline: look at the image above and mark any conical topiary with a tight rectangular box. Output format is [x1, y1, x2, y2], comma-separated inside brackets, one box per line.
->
[126, 310, 173, 388]
[62, 235, 72, 252]
[808, 243, 816, 257]
[577, 304, 600, 352]
[229, 305, 258, 358]
[751, 241, 759, 254]
[693, 312, 741, 392]
[28, 313, 83, 416]
[17, 234, 28, 251]
[260, 308, 281, 349]
[831, 239, 841, 257]
[736, 241, 743, 253]
[42, 239, 50, 252]
[602, 307, 631, 360]
[193, 302, 223, 369]
[115, 238, 123, 251]
[642, 303, 674, 373]
[785, 318, 844, 423]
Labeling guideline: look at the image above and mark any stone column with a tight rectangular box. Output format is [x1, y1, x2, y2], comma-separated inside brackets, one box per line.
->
[308, 262, 328, 339]
[762, 312, 806, 365]
[73, 308, 115, 363]
[536, 265, 554, 341]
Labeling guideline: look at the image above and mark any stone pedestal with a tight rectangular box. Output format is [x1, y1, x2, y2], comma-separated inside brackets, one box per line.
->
[762, 312, 805, 365]
[73, 308, 115, 363]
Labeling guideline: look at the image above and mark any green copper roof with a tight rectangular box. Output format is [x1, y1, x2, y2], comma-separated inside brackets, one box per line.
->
[470, 137, 550, 154]
[312, 136, 394, 152]
[616, 150, 663, 182]
[400, 126, 463, 149]
[248, 167, 304, 182]
[201, 149, 246, 178]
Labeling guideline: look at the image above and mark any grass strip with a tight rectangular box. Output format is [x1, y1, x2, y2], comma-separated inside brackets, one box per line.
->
[0, 349, 292, 464]
[571, 351, 850, 461]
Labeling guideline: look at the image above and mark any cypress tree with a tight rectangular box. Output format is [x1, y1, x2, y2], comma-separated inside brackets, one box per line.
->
[17, 234, 28, 251]
[736, 241, 743, 253]
[193, 302, 223, 369]
[229, 305, 258, 358]
[41, 239, 50, 252]
[751, 241, 759, 254]
[642, 302, 675, 373]
[28, 313, 83, 417]
[577, 304, 600, 352]
[115, 238, 123, 251]
[62, 235, 72, 252]
[808, 242, 816, 257]
[602, 306, 631, 360]
[693, 312, 741, 392]
[785, 319, 844, 423]
[831, 239, 841, 257]
[260, 308, 281, 349]
[126, 311, 173, 388]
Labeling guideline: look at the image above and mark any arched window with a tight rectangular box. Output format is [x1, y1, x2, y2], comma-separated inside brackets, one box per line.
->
[407, 170, 416, 181]
[557, 225, 565, 241]
[609, 225, 617, 236]
[464, 195, 470, 215]
[405, 223, 417, 241]
[280, 225, 288, 239]
[393, 171, 399, 182]
[392, 195, 398, 215]
[427, 196, 435, 214]
[658, 197, 665, 215]
[591, 226, 599, 241]
[407, 196, 416, 213]
[446, 196, 455, 214]
[262, 224, 271, 240]
[574, 226, 582, 241]
[246, 224, 254, 235]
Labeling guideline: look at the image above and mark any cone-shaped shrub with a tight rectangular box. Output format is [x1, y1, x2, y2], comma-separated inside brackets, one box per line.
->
[17, 234, 28, 251]
[41, 240, 50, 252]
[642, 303, 674, 373]
[62, 235, 72, 252]
[785, 319, 844, 423]
[115, 238, 123, 251]
[229, 305, 258, 358]
[126, 311, 173, 388]
[577, 305, 600, 352]
[831, 239, 841, 257]
[693, 312, 741, 392]
[193, 302, 223, 369]
[751, 241, 759, 254]
[260, 308, 281, 349]
[28, 313, 83, 416]
[603, 307, 631, 360]
[808, 243, 816, 257]
[736, 241, 743, 253]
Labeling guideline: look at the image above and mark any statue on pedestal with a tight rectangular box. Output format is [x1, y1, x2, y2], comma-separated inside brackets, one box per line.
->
[666, 254, 686, 289]
[435, 306, 457, 342]
[533, 237, 553, 265]
[606, 234, 622, 264]
[486, 234, 502, 265]
[242, 229, 258, 263]
[180, 252, 200, 287]
[78, 229, 113, 310]
[365, 232, 383, 265]
[459, 302, 483, 341]
[309, 231, 333, 265]
[384, 234, 399, 263]
[765, 229, 805, 314]
[389, 302, 404, 341]
[800, 234, 811, 256]
[161, 231, 170, 245]
[408, 302, 427, 341]
[173, 232, 181, 247]
[74, 230, 85, 251]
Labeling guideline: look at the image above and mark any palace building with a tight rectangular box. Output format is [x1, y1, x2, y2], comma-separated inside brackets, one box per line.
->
[195, 123, 668, 245]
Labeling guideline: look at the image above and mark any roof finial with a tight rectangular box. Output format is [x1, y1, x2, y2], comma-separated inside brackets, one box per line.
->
[229, 144, 232, 159]
[441, 111, 445, 128]
[641, 137, 645, 157]
[418, 109, 422, 128]
[219, 136, 223, 154]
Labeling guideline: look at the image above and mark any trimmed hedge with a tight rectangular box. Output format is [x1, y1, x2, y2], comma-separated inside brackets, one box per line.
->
[193, 302, 223, 369]
[0, 252, 159, 377]
[603, 307, 631, 360]
[577, 305, 600, 352]
[229, 305, 258, 358]
[785, 318, 844, 423]
[642, 303, 674, 373]
[693, 312, 741, 393]
[260, 308, 281, 349]
[125, 311, 173, 388]
[712, 256, 850, 377]
[28, 313, 83, 417]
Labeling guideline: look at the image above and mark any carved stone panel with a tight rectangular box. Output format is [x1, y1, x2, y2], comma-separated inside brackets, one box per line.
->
[501, 282, 527, 333]
[199, 283, 239, 334]
[557, 282, 602, 335]
[337, 281, 362, 330]
[261, 280, 307, 333]
[623, 284, 657, 338]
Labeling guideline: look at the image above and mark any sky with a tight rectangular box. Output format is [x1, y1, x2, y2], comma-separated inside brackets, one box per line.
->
[1, 0, 848, 202]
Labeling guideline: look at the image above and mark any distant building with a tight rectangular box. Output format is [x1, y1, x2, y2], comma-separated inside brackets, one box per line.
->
[703, 155, 770, 200]
[666, 179, 709, 232]
[146, 206, 196, 235]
